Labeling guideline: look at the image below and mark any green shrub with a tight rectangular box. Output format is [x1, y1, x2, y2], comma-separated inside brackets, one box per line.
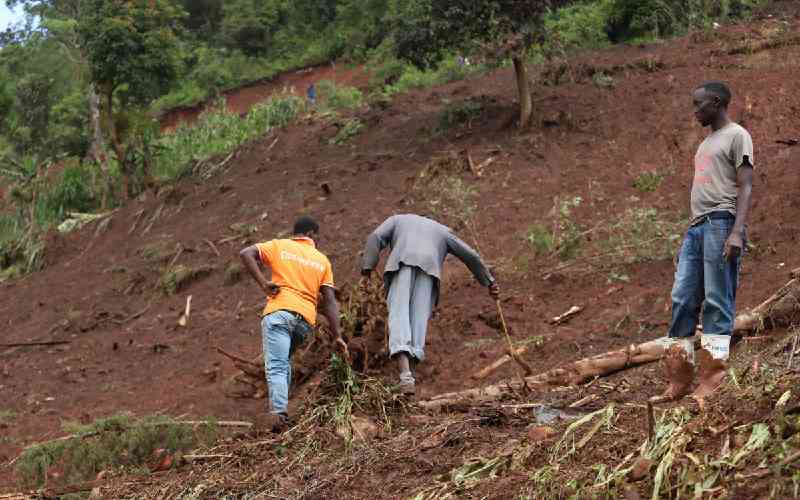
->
[330, 118, 365, 145]
[545, 0, 614, 49]
[633, 171, 665, 192]
[526, 224, 555, 255]
[16, 414, 218, 488]
[605, 0, 765, 41]
[39, 162, 99, 225]
[317, 79, 364, 110]
[436, 99, 484, 133]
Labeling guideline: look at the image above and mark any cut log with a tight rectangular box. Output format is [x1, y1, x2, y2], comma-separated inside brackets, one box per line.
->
[422, 274, 800, 410]
[420, 336, 691, 411]
[472, 347, 529, 380]
[734, 277, 800, 332]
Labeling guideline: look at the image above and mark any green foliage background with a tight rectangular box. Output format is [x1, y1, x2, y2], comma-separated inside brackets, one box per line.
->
[0, 0, 768, 277]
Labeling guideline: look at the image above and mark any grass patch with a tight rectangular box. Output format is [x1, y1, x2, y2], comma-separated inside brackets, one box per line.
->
[154, 96, 302, 181]
[598, 207, 684, 264]
[329, 118, 365, 145]
[0, 409, 16, 426]
[16, 414, 218, 488]
[436, 99, 484, 133]
[160, 264, 214, 295]
[316, 80, 364, 111]
[526, 224, 555, 255]
[423, 175, 477, 228]
[633, 171, 665, 192]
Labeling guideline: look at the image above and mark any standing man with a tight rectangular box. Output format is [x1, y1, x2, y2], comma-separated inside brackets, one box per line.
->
[361, 214, 499, 395]
[240, 216, 347, 432]
[653, 81, 754, 403]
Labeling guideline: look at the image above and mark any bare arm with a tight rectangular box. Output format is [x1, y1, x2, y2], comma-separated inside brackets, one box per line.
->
[320, 286, 349, 357]
[724, 162, 753, 260]
[319, 286, 342, 339]
[239, 245, 278, 296]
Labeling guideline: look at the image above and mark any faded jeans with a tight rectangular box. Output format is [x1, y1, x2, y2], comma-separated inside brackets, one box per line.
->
[668, 213, 742, 339]
[261, 310, 311, 416]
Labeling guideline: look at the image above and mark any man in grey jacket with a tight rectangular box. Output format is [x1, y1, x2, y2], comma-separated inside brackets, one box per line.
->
[361, 214, 499, 395]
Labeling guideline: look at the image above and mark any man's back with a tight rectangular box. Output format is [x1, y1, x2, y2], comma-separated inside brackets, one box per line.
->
[257, 238, 333, 325]
[361, 214, 493, 286]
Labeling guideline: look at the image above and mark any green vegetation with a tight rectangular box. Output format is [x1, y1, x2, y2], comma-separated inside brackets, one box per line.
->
[160, 264, 214, 295]
[330, 118, 365, 145]
[525, 224, 555, 256]
[436, 99, 484, 133]
[600, 207, 684, 264]
[155, 95, 301, 180]
[633, 171, 665, 192]
[16, 414, 218, 488]
[0, 409, 16, 426]
[0, 0, 769, 280]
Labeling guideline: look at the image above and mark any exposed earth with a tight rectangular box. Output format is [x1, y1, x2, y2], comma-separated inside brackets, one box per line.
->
[2, 5, 800, 498]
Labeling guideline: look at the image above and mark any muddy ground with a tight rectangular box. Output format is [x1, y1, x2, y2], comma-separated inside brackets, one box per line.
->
[2, 4, 800, 498]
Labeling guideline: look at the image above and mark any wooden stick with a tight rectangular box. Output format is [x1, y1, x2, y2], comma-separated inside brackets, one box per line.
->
[472, 346, 529, 380]
[184, 453, 234, 461]
[178, 295, 193, 327]
[168, 244, 184, 268]
[204, 238, 221, 257]
[177, 420, 252, 428]
[646, 401, 655, 444]
[496, 299, 534, 377]
[0, 341, 71, 348]
[789, 334, 799, 369]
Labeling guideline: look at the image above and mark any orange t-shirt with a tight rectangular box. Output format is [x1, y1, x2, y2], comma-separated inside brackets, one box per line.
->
[256, 237, 334, 326]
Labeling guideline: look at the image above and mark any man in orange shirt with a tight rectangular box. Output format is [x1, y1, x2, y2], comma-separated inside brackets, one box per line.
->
[240, 216, 346, 432]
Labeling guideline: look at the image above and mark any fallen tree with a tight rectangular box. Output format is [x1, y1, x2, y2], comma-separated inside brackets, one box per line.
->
[421, 271, 800, 411]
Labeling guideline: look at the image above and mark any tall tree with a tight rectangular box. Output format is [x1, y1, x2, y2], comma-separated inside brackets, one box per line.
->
[391, 0, 570, 127]
[76, 0, 184, 199]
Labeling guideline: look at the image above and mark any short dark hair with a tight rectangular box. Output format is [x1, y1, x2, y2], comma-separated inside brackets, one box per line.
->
[697, 81, 732, 107]
[292, 215, 319, 235]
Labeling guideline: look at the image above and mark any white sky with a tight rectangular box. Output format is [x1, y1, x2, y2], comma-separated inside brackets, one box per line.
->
[0, 3, 25, 31]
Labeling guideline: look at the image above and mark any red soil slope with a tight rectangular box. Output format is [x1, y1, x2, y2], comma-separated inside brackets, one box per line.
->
[2, 8, 800, 493]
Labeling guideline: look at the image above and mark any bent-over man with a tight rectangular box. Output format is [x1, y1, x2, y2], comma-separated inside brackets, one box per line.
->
[361, 214, 499, 395]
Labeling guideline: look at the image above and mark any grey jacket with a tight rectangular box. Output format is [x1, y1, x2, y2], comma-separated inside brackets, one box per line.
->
[361, 214, 494, 287]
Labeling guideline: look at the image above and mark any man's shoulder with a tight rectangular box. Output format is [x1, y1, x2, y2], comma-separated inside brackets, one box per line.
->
[725, 122, 751, 139]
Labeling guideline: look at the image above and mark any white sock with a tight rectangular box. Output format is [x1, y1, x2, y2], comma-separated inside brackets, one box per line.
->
[701, 334, 731, 361]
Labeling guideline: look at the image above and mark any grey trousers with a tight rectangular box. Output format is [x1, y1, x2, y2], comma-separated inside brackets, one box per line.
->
[387, 265, 437, 361]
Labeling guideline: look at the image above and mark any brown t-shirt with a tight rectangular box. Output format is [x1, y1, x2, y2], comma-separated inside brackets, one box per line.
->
[690, 122, 754, 225]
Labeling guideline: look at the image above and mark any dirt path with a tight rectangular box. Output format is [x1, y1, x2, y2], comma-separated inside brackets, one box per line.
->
[2, 9, 800, 493]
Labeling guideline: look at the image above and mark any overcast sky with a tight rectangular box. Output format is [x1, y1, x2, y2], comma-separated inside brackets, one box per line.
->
[0, 3, 24, 31]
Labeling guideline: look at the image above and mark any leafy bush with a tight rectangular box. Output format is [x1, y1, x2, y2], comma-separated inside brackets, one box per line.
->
[317, 80, 364, 110]
[39, 162, 99, 225]
[16, 414, 218, 488]
[436, 99, 484, 133]
[605, 0, 765, 41]
[633, 171, 665, 192]
[545, 0, 614, 50]
[526, 224, 555, 255]
[330, 118, 365, 145]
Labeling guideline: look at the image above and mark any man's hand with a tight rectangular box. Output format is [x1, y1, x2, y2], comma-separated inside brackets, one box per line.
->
[723, 229, 744, 261]
[262, 281, 280, 297]
[335, 336, 350, 361]
[488, 282, 500, 299]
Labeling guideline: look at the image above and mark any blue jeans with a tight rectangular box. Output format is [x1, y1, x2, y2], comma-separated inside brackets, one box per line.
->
[668, 214, 742, 339]
[261, 310, 311, 416]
